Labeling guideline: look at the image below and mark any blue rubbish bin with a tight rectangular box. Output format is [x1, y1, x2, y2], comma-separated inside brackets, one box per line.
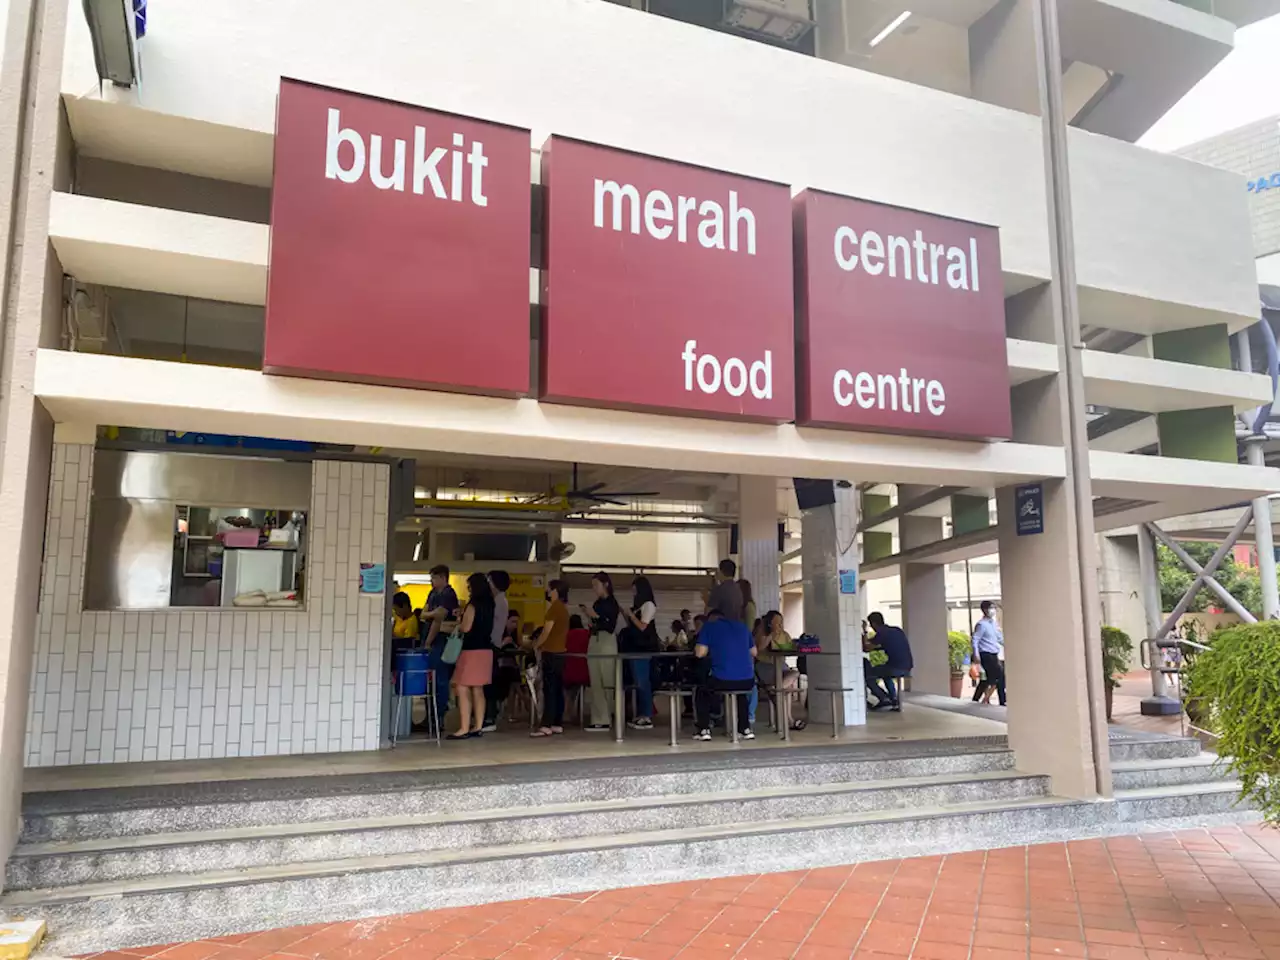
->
[395, 651, 429, 696]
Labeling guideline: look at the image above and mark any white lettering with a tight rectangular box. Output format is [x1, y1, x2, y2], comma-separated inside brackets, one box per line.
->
[677, 195, 697, 243]
[367, 134, 404, 191]
[326, 109, 488, 205]
[698, 199, 725, 250]
[834, 226, 859, 271]
[861, 231, 885, 275]
[682, 340, 698, 392]
[723, 358, 748, 397]
[830, 367, 947, 418]
[468, 141, 488, 206]
[644, 190, 674, 240]
[855, 372, 875, 409]
[594, 180, 641, 233]
[681, 345, 773, 400]
[413, 127, 447, 198]
[828, 223, 982, 294]
[926, 380, 946, 415]
[696, 354, 721, 394]
[729, 190, 756, 255]
[750, 352, 772, 399]
[325, 108, 365, 183]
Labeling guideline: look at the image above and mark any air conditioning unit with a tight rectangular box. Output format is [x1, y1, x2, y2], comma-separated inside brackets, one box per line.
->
[65, 281, 112, 352]
[721, 0, 815, 44]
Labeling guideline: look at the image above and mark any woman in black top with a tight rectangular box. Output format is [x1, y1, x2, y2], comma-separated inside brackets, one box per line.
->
[579, 572, 621, 731]
[450, 572, 495, 739]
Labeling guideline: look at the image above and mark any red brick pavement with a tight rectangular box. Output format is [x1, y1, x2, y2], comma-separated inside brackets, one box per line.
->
[80, 824, 1280, 960]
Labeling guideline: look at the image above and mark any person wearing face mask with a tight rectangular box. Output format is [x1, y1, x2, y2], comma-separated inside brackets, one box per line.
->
[971, 600, 1007, 706]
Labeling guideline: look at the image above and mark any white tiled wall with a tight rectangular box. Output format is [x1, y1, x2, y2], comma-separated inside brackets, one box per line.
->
[24, 445, 390, 767]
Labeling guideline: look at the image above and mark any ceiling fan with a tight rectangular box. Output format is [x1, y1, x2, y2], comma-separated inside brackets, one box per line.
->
[554, 464, 660, 508]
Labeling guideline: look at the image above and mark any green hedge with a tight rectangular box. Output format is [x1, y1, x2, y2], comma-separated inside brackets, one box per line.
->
[1184, 621, 1280, 823]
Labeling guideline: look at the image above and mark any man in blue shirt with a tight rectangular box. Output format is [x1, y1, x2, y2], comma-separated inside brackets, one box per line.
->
[864, 611, 913, 711]
[970, 600, 1006, 706]
[693, 609, 757, 740]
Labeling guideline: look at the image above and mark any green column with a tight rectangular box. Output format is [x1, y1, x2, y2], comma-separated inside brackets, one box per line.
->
[1152, 324, 1237, 463]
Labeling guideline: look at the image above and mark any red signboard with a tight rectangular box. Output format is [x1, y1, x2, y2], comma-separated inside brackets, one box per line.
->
[540, 137, 795, 421]
[794, 190, 1011, 440]
[265, 79, 532, 394]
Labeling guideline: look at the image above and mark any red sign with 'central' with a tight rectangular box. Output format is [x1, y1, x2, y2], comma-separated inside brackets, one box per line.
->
[795, 190, 1011, 440]
[265, 79, 531, 394]
[540, 137, 795, 421]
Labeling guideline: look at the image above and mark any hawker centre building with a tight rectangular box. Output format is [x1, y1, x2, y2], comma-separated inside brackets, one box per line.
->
[0, 0, 1279, 935]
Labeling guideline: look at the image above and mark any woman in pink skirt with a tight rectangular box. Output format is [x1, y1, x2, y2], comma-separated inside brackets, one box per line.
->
[448, 572, 495, 739]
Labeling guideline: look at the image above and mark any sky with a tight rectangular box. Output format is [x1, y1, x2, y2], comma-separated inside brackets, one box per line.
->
[1138, 12, 1280, 152]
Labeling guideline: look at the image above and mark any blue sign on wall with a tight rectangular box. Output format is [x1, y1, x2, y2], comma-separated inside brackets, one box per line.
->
[1247, 172, 1280, 193]
[1015, 484, 1044, 537]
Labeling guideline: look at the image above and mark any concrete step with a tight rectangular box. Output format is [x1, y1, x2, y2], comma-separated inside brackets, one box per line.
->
[19, 741, 1016, 844]
[4, 785, 1255, 957]
[1114, 781, 1250, 821]
[5, 770, 1049, 891]
[1107, 734, 1202, 763]
[1111, 754, 1230, 790]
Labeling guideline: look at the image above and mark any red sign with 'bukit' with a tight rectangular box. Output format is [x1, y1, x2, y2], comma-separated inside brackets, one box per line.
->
[265, 79, 532, 395]
[540, 137, 795, 422]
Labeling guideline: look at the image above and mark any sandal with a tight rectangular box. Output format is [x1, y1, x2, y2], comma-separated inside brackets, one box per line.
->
[530, 727, 555, 738]
[446, 731, 471, 740]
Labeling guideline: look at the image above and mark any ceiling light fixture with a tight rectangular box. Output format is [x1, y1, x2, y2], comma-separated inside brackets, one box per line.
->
[869, 10, 911, 48]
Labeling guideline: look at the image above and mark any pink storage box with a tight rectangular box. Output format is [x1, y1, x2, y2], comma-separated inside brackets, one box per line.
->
[221, 528, 260, 548]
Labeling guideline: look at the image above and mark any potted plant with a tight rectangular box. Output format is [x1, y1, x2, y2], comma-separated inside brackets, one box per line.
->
[1184, 621, 1280, 823]
[947, 630, 971, 698]
[1101, 626, 1133, 721]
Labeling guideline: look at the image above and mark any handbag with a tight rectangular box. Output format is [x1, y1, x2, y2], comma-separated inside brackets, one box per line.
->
[441, 628, 464, 665]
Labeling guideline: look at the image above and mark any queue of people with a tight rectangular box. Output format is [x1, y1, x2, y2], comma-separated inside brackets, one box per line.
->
[390, 558, 927, 744]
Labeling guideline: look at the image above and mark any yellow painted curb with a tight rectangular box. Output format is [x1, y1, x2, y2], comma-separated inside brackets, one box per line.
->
[0, 919, 47, 960]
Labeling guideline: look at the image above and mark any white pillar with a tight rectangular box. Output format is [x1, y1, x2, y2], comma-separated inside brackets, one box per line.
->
[738, 475, 779, 618]
[800, 485, 865, 728]
[1246, 440, 1280, 620]
[898, 485, 950, 697]
[1136, 524, 1179, 716]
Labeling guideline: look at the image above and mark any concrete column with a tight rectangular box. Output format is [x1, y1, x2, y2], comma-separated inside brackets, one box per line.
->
[1245, 440, 1280, 619]
[800, 485, 865, 728]
[738, 475, 779, 618]
[0, 0, 72, 874]
[997, 479, 1105, 799]
[1136, 524, 1180, 716]
[898, 485, 950, 697]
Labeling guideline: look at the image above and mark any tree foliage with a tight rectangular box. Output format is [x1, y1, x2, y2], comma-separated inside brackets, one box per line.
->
[1157, 541, 1271, 617]
[1184, 621, 1280, 823]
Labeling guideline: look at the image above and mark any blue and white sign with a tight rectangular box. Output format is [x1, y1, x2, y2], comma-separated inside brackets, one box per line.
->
[1248, 172, 1280, 193]
[1015, 483, 1044, 536]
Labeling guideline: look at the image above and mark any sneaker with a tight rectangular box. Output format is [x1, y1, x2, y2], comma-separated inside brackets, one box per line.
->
[585, 724, 611, 733]
[693, 729, 713, 742]
[741, 729, 755, 740]
[628, 717, 654, 730]
[480, 722, 498, 733]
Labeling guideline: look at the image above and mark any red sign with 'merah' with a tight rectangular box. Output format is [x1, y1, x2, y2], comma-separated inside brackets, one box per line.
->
[795, 190, 1012, 441]
[265, 79, 532, 395]
[540, 136, 795, 422]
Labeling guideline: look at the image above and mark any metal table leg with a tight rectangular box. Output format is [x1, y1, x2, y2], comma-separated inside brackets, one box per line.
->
[669, 697, 679, 747]
[776, 656, 788, 742]
[614, 657, 625, 743]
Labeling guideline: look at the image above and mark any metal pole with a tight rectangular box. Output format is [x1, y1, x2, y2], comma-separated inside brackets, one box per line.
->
[1155, 508, 1254, 638]
[1246, 438, 1280, 619]
[1032, 0, 1112, 799]
[1136, 524, 1179, 715]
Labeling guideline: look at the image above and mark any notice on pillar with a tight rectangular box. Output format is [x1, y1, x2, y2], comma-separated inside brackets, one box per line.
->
[540, 136, 795, 422]
[794, 190, 1012, 440]
[1015, 484, 1044, 536]
[265, 79, 533, 395]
